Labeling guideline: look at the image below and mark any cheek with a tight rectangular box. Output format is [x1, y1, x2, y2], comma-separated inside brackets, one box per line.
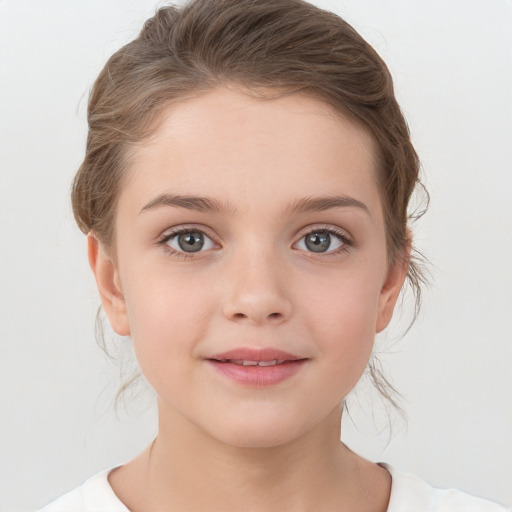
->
[299, 265, 384, 365]
[121, 264, 217, 374]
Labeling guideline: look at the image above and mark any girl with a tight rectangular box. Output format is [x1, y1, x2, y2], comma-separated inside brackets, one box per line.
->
[35, 0, 510, 510]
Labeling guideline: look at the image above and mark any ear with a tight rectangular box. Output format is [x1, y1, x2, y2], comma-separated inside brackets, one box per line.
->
[375, 239, 411, 333]
[87, 233, 130, 336]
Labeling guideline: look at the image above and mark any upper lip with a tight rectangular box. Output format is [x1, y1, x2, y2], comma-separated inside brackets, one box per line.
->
[208, 348, 305, 362]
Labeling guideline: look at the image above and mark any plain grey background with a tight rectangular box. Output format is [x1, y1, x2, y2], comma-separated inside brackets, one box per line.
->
[1, 1, 511, 510]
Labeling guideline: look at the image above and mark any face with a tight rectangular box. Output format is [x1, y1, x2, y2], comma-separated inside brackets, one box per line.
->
[91, 86, 407, 448]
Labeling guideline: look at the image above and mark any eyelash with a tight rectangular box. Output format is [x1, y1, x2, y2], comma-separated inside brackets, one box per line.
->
[157, 226, 218, 260]
[156, 224, 353, 260]
[297, 224, 353, 258]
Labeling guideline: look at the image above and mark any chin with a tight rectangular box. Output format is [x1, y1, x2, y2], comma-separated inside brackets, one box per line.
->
[206, 411, 314, 449]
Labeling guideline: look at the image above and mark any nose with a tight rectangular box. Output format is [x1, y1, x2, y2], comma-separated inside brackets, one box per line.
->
[221, 249, 293, 326]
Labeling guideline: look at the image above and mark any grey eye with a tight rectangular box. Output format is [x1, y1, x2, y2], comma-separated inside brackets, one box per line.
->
[297, 230, 344, 253]
[167, 231, 215, 253]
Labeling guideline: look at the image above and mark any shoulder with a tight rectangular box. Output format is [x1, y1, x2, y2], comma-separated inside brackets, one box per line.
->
[38, 467, 129, 512]
[383, 464, 511, 512]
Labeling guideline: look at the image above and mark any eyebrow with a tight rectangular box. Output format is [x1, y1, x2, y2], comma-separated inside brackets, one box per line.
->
[139, 193, 368, 215]
[287, 195, 369, 215]
[140, 194, 235, 214]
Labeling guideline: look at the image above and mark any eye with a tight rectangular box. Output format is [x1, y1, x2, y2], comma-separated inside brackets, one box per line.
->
[162, 229, 216, 253]
[295, 228, 348, 254]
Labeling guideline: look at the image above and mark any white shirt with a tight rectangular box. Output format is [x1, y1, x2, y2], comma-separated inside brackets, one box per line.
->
[39, 464, 511, 512]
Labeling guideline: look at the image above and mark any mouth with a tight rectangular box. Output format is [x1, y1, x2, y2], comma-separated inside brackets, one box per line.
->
[208, 347, 304, 362]
[206, 348, 308, 387]
[212, 358, 291, 366]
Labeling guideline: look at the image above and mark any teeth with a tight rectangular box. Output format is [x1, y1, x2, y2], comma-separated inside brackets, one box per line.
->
[257, 360, 278, 366]
[216, 359, 288, 366]
[231, 359, 283, 366]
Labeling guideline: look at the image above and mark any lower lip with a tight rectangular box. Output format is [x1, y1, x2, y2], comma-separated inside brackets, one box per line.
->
[207, 360, 307, 387]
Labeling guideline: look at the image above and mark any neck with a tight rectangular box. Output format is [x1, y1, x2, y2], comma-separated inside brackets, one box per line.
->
[110, 402, 390, 512]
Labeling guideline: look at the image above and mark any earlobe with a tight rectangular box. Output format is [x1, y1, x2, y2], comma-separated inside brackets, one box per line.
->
[375, 243, 410, 333]
[87, 234, 130, 336]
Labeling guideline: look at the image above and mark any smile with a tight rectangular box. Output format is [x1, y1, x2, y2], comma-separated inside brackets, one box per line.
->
[214, 359, 287, 366]
[206, 348, 308, 387]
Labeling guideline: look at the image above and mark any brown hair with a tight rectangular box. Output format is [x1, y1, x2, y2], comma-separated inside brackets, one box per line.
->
[73, 0, 427, 410]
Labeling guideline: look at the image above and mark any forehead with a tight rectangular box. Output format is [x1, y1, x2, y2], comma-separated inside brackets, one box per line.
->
[122, 86, 380, 215]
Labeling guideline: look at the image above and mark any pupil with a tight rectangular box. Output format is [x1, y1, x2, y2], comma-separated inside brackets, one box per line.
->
[305, 231, 330, 253]
[178, 232, 204, 252]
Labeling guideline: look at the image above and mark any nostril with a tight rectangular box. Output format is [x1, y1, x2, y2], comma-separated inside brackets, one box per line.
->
[268, 312, 282, 319]
[233, 312, 247, 319]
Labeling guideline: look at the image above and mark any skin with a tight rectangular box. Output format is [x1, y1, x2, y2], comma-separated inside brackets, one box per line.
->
[89, 86, 409, 512]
